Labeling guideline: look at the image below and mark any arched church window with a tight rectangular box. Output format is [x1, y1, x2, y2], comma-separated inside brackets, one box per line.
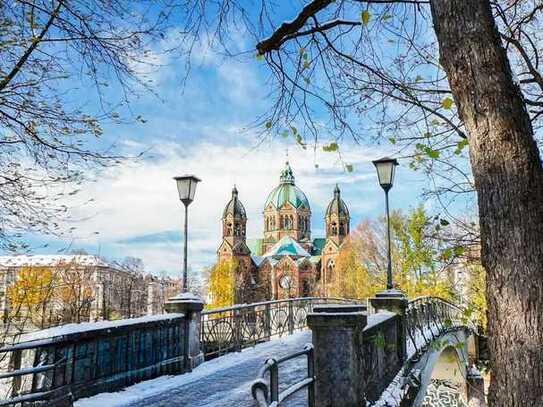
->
[290, 215, 294, 229]
[331, 222, 337, 235]
[227, 222, 232, 236]
[234, 223, 241, 236]
[339, 223, 345, 235]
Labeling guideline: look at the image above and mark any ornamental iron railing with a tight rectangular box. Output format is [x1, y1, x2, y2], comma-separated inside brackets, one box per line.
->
[251, 344, 315, 407]
[201, 297, 357, 359]
[405, 296, 476, 359]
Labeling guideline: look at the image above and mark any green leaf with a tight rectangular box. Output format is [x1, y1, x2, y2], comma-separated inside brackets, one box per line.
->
[345, 164, 353, 173]
[442, 248, 452, 261]
[360, 10, 370, 25]
[281, 130, 289, 138]
[439, 218, 450, 226]
[256, 52, 264, 61]
[303, 60, 310, 69]
[290, 126, 298, 135]
[441, 97, 454, 109]
[424, 146, 440, 159]
[388, 137, 396, 145]
[322, 142, 339, 152]
[299, 47, 305, 55]
[265, 121, 272, 129]
[382, 14, 392, 21]
[454, 246, 465, 256]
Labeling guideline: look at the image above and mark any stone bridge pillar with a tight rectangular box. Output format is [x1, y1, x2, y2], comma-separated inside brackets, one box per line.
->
[369, 289, 408, 362]
[307, 304, 367, 407]
[165, 292, 205, 371]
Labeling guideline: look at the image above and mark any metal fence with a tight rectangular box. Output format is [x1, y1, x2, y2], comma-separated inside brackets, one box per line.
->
[405, 296, 476, 358]
[0, 314, 187, 406]
[251, 344, 315, 407]
[201, 297, 356, 359]
[249, 296, 477, 407]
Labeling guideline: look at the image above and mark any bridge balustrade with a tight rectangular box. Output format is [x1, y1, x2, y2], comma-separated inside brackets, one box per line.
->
[200, 297, 358, 360]
[251, 295, 479, 407]
[0, 314, 188, 406]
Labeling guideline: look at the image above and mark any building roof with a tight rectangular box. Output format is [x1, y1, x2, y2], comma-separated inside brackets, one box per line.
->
[223, 185, 247, 219]
[246, 239, 264, 256]
[325, 184, 349, 218]
[264, 162, 310, 210]
[0, 255, 111, 268]
[263, 236, 311, 258]
[311, 238, 326, 255]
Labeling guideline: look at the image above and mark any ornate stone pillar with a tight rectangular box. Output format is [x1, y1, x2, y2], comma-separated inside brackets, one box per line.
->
[164, 293, 205, 370]
[369, 289, 408, 362]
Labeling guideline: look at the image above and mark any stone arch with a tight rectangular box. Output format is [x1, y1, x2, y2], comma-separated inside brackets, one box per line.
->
[413, 330, 472, 407]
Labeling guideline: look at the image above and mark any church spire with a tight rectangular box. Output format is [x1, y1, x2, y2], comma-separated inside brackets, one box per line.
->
[279, 161, 295, 185]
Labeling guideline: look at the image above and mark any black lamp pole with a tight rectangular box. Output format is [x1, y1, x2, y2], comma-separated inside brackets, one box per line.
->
[372, 157, 399, 291]
[182, 202, 189, 292]
[174, 175, 201, 294]
[384, 186, 393, 290]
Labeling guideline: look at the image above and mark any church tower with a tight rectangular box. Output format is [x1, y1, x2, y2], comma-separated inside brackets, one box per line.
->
[321, 185, 350, 293]
[262, 162, 312, 253]
[217, 186, 251, 263]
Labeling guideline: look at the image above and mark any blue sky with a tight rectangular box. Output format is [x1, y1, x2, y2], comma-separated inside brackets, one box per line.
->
[11, 15, 462, 277]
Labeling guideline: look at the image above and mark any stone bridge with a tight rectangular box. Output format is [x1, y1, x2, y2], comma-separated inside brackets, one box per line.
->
[0, 293, 485, 407]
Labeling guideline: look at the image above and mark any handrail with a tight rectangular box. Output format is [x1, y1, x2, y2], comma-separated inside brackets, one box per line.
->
[405, 296, 477, 359]
[251, 343, 315, 407]
[201, 297, 360, 359]
[202, 297, 357, 315]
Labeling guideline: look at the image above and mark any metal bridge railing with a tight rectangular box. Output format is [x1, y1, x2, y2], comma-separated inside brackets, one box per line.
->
[406, 296, 477, 359]
[251, 344, 315, 407]
[201, 297, 357, 359]
[249, 296, 477, 407]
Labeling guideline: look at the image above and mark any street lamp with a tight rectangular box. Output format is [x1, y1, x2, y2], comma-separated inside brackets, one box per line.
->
[372, 157, 399, 291]
[174, 175, 201, 293]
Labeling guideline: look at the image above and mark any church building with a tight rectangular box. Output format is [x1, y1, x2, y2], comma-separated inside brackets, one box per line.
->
[216, 161, 350, 301]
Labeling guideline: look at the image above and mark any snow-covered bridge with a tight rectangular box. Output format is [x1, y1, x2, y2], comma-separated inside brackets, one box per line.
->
[0, 295, 485, 406]
[74, 331, 312, 407]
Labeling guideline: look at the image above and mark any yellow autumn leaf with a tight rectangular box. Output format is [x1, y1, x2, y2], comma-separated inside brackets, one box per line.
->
[441, 97, 454, 109]
[361, 10, 370, 25]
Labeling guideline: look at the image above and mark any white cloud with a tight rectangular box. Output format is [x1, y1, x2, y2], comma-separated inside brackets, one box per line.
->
[63, 136, 400, 274]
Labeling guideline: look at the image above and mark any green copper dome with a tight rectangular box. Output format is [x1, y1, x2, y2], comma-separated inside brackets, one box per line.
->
[264, 162, 310, 210]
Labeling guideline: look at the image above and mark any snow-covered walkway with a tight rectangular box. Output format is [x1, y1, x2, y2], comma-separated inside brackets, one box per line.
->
[75, 331, 312, 407]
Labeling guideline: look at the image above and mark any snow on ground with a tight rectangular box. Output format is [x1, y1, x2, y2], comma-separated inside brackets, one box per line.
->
[75, 330, 312, 407]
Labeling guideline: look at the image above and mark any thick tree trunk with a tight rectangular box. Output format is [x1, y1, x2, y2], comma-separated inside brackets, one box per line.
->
[430, 1, 543, 406]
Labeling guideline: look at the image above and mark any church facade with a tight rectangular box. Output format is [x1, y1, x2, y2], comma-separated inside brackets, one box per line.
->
[216, 162, 350, 301]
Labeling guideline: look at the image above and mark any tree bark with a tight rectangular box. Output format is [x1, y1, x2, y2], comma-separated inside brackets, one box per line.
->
[430, 1, 543, 406]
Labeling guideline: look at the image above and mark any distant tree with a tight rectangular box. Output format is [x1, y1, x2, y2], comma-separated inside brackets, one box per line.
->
[330, 207, 458, 300]
[55, 261, 95, 323]
[328, 237, 380, 300]
[6, 266, 57, 329]
[465, 263, 487, 331]
[206, 259, 238, 309]
[118, 257, 145, 318]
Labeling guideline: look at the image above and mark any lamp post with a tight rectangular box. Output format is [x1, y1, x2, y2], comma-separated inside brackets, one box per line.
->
[372, 157, 399, 291]
[174, 175, 201, 293]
